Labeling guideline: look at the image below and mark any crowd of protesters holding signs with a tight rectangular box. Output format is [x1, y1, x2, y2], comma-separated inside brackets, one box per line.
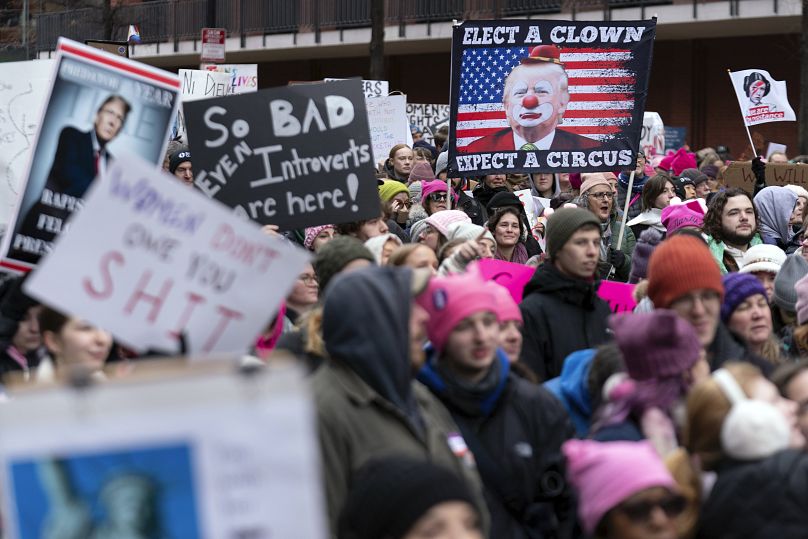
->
[1, 16, 808, 539]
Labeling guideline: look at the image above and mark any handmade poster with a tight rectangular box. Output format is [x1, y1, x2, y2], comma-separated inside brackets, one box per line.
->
[597, 280, 637, 313]
[729, 69, 796, 126]
[664, 126, 686, 150]
[0, 59, 55, 230]
[172, 69, 234, 141]
[324, 78, 389, 98]
[24, 154, 310, 355]
[406, 103, 450, 145]
[724, 161, 808, 191]
[201, 63, 258, 94]
[766, 142, 787, 159]
[0, 366, 328, 539]
[477, 258, 535, 302]
[449, 19, 657, 176]
[183, 79, 380, 230]
[0, 38, 180, 273]
[640, 111, 664, 158]
[366, 95, 410, 165]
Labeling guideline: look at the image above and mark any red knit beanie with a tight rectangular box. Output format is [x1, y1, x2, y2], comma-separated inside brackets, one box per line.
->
[647, 236, 723, 309]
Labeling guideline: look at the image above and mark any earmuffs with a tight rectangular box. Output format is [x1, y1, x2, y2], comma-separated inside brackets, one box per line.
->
[712, 368, 790, 461]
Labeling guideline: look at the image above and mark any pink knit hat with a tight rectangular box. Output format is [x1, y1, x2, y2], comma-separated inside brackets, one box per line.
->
[303, 224, 335, 250]
[486, 281, 522, 323]
[421, 179, 456, 202]
[563, 439, 678, 536]
[660, 201, 704, 235]
[665, 147, 698, 176]
[408, 161, 436, 184]
[417, 271, 497, 353]
[795, 273, 808, 325]
[424, 210, 471, 237]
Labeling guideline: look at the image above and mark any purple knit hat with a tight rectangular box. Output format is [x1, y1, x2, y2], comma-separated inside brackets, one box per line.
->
[304, 224, 335, 251]
[721, 272, 768, 323]
[609, 309, 701, 381]
[628, 228, 664, 284]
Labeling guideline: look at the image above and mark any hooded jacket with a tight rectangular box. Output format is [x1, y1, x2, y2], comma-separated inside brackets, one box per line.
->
[418, 349, 577, 539]
[519, 263, 611, 381]
[698, 450, 808, 538]
[543, 349, 595, 438]
[616, 171, 648, 220]
[312, 267, 488, 535]
[754, 186, 798, 250]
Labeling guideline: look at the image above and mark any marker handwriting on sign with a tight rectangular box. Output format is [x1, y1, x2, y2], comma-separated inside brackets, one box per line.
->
[109, 171, 205, 234]
[203, 95, 355, 149]
[209, 223, 281, 273]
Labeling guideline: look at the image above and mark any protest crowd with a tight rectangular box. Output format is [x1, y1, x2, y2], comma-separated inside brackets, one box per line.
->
[2, 22, 808, 539]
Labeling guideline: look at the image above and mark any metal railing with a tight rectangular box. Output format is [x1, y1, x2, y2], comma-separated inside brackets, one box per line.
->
[27, 0, 782, 54]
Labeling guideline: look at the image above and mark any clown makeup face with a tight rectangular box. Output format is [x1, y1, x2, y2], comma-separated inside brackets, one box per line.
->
[503, 63, 569, 142]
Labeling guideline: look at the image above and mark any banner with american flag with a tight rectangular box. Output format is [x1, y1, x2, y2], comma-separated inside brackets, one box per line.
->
[448, 19, 656, 176]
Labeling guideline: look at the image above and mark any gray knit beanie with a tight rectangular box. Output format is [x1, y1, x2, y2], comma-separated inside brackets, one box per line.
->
[546, 207, 601, 260]
[313, 236, 375, 292]
[435, 151, 449, 176]
[774, 253, 808, 313]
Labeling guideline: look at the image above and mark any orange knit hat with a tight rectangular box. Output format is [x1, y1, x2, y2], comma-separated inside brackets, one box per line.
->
[647, 235, 723, 309]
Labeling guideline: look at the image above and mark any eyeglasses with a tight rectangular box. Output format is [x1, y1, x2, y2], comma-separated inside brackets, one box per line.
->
[589, 192, 614, 200]
[670, 290, 721, 311]
[427, 193, 448, 202]
[616, 494, 686, 523]
[298, 274, 318, 285]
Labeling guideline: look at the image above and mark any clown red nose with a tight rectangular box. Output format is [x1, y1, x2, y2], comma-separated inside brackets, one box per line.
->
[522, 94, 539, 108]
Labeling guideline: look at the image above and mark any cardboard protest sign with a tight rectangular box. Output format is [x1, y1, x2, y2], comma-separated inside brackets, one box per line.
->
[24, 153, 309, 355]
[183, 79, 379, 230]
[0, 366, 328, 539]
[0, 38, 179, 274]
[406, 103, 450, 145]
[449, 19, 656, 176]
[729, 69, 796, 126]
[723, 161, 808, 191]
[172, 69, 234, 141]
[325, 78, 389, 98]
[598, 280, 637, 313]
[641, 111, 665, 158]
[0, 59, 55, 230]
[201, 63, 258, 94]
[366, 95, 410, 165]
[477, 258, 536, 302]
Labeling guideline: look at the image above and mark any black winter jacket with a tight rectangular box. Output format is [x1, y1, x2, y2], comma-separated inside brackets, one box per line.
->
[519, 264, 611, 381]
[698, 450, 808, 538]
[418, 353, 577, 539]
[456, 189, 486, 226]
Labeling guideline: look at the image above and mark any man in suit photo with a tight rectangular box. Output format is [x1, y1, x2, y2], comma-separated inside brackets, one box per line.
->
[465, 45, 600, 153]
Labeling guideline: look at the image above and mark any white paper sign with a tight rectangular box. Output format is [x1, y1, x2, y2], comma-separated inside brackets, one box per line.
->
[180, 69, 234, 101]
[366, 95, 409, 165]
[0, 366, 328, 539]
[324, 78, 388, 98]
[25, 153, 310, 354]
[729, 68, 796, 126]
[0, 60, 55, 229]
[406, 103, 450, 145]
[201, 63, 258, 94]
[766, 142, 787, 159]
[641, 111, 665, 159]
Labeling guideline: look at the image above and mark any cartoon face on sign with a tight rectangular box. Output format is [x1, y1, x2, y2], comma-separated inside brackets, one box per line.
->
[743, 72, 771, 106]
[503, 62, 569, 134]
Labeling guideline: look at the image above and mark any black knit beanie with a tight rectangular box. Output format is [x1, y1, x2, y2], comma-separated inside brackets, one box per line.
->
[168, 146, 191, 174]
[545, 207, 601, 260]
[313, 236, 375, 292]
[338, 457, 480, 539]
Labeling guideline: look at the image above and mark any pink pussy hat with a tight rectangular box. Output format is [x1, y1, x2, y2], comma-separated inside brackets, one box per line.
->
[485, 281, 522, 323]
[660, 201, 704, 235]
[563, 439, 678, 536]
[416, 271, 496, 354]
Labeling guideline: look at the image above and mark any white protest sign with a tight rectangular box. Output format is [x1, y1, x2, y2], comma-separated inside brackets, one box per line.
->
[201, 63, 258, 94]
[0, 365, 328, 539]
[0, 59, 55, 230]
[25, 153, 310, 355]
[366, 95, 409, 165]
[766, 142, 787, 159]
[641, 112, 665, 158]
[324, 78, 388, 98]
[514, 189, 539, 228]
[406, 103, 450, 145]
[173, 69, 234, 142]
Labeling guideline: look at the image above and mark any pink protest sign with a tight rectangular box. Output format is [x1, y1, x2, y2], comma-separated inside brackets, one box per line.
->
[476, 259, 535, 302]
[598, 281, 637, 313]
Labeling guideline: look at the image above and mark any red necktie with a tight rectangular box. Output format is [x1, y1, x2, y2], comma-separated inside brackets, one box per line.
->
[94, 150, 100, 176]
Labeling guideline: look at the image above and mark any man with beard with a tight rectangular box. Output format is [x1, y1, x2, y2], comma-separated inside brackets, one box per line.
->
[703, 188, 763, 274]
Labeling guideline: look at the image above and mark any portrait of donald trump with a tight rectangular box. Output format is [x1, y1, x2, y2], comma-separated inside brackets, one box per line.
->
[465, 45, 600, 153]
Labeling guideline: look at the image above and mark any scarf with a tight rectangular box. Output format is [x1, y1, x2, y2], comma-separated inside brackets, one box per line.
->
[496, 242, 530, 265]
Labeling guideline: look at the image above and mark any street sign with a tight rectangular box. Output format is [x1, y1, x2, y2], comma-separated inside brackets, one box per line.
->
[201, 28, 226, 63]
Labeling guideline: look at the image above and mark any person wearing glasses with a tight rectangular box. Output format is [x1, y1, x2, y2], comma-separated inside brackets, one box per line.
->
[578, 173, 635, 282]
[283, 263, 319, 333]
[564, 439, 685, 539]
[626, 175, 677, 240]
